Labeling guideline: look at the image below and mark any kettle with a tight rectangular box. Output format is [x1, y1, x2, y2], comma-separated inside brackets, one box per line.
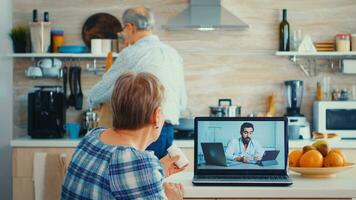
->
[209, 99, 241, 117]
[81, 108, 99, 135]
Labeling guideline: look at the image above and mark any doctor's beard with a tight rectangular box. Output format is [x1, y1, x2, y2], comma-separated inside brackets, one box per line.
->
[242, 137, 251, 145]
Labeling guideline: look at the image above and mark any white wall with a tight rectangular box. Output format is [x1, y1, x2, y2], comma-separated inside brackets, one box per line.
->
[0, 0, 13, 199]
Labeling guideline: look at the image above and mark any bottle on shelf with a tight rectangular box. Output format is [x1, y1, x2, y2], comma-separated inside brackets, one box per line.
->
[44, 11, 49, 22]
[279, 9, 290, 51]
[32, 9, 38, 22]
[316, 81, 324, 101]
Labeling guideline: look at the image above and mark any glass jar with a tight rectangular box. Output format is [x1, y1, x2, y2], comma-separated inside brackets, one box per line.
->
[51, 30, 64, 53]
[336, 34, 351, 52]
[351, 34, 356, 51]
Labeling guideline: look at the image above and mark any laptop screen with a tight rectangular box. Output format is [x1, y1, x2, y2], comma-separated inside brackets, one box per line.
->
[195, 117, 288, 174]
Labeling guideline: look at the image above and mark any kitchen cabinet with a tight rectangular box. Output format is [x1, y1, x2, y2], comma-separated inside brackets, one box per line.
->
[12, 147, 75, 200]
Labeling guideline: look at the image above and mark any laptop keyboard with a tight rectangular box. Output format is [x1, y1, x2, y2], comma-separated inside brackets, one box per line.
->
[196, 175, 289, 181]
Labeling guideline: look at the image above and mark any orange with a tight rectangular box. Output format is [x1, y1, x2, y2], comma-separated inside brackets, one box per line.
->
[299, 150, 323, 168]
[288, 150, 303, 167]
[330, 149, 347, 163]
[324, 151, 344, 167]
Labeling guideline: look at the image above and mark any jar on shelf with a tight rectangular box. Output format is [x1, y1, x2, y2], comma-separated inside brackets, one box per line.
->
[51, 30, 64, 53]
[336, 33, 351, 52]
[351, 34, 356, 51]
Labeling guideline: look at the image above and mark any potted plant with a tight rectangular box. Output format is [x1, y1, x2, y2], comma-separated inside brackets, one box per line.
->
[9, 26, 29, 53]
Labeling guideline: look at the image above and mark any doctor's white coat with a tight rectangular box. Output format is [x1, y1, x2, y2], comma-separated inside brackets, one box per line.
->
[225, 138, 264, 163]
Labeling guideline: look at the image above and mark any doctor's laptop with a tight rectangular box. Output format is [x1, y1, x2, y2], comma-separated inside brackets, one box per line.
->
[201, 142, 240, 167]
[192, 117, 293, 186]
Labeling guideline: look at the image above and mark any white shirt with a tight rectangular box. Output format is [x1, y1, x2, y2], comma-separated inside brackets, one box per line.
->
[225, 138, 264, 163]
[88, 35, 187, 125]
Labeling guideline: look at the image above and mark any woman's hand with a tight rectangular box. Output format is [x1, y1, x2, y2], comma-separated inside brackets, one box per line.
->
[160, 155, 186, 177]
[163, 182, 184, 200]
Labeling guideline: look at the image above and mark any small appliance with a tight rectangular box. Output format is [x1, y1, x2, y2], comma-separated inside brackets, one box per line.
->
[28, 85, 66, 138]
[80, 108, 99, 136]
[313, 101, 356, 139]
[284, 80, 310, 140]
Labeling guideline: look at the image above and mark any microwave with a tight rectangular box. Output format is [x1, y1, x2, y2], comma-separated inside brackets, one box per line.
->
[313, 101, 356, 139]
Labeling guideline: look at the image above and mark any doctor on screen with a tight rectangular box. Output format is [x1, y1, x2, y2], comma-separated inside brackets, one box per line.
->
[225, 122, 264, 163]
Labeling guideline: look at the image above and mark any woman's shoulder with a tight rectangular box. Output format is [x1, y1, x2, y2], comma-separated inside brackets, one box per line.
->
[111, 147, 160, 165]
[78, 127, 106, 146]
[109, 148, 163, 178]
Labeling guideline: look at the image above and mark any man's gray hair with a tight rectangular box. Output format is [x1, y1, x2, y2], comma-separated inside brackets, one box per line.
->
[122, 7, 155, 30]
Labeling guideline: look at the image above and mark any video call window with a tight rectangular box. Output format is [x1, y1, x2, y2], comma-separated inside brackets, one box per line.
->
[197, 121, 285, 170]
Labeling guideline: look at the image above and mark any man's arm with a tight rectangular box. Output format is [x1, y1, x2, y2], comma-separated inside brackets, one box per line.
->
[87, 68, 116, 108]
[87, 53, 129, 108]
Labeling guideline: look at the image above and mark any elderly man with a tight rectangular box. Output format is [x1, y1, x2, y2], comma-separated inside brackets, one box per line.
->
[88, 6, 187, 159]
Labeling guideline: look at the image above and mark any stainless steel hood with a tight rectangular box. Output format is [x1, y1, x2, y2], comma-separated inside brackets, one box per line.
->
[162, 0, 249, 31]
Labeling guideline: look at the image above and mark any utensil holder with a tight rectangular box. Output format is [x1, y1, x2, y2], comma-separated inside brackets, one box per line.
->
[29, 22, 51, 53]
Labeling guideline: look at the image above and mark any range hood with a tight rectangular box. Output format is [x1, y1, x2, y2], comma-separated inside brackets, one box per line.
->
[162, 0, 249, 31]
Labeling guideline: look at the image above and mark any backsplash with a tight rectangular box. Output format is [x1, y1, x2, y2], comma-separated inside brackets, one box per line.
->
[12, 0, 356, 138]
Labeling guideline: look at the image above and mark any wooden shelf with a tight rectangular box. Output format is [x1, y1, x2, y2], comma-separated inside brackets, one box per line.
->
[275, 51, 356, 77]
[276, 51, 356, 57]
[7, 53, 119, 58]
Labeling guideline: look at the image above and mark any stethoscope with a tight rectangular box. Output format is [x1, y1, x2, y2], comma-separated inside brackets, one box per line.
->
[238, 138, 253, 155]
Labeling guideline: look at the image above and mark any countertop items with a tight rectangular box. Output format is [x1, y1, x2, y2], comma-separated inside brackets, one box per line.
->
[165, 172, 356, 199]
[10, 136, 356, 149]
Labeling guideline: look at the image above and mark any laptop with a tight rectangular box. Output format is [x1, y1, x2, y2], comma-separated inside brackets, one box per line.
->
[256, 150, 280, 166]
[201, 142, 240, 167]
[192, 117, 293, 186]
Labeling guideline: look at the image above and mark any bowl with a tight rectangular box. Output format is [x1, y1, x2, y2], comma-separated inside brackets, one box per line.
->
[59, 45, 88, 53]
[289, 163, 355, 178]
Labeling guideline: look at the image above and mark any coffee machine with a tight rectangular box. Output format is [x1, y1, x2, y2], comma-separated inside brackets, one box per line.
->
[28, 86, 66, 138]
[284, 80, 310, 140]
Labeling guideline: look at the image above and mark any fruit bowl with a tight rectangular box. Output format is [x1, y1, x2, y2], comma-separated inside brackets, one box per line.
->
[289, 163, 355, 178]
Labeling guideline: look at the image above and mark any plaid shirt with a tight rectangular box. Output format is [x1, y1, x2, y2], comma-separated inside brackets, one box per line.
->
[61, 128, 167, 200]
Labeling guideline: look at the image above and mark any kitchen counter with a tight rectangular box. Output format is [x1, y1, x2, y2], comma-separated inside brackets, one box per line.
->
[10, 136, 193, 148]
[10, 136, 356, 149]
[165, 171, 356, 199]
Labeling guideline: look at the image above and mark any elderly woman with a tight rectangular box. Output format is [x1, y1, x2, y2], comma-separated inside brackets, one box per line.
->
[61, 72, 184, 199]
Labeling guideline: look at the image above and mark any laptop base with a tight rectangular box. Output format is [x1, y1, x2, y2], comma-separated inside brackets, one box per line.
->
[192, 175, 293, 186]
[259, 160, 279, 166]
[192, 181, 293, 186]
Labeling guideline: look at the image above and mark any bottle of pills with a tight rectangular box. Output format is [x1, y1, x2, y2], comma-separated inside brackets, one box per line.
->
[336, 34, 351, 52]
[167, 144, 189, 169]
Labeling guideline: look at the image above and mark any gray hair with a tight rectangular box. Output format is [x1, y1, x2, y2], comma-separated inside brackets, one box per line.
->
[122, 7, 155, 30]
